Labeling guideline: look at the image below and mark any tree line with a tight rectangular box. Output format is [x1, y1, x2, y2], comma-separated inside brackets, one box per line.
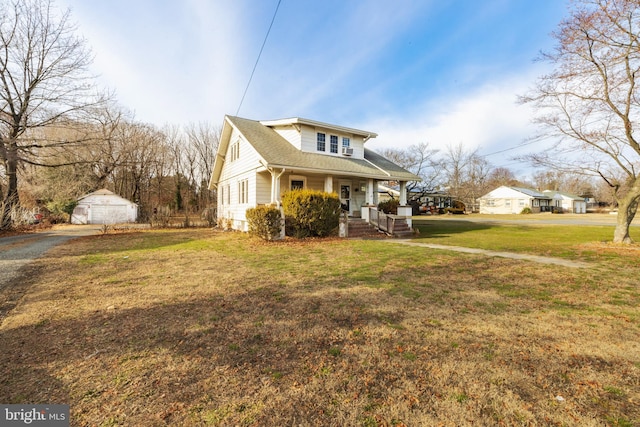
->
[379, 142, 613, 213]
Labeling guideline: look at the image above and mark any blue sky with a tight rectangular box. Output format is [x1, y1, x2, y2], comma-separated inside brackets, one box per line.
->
[58, 0, 569, 177]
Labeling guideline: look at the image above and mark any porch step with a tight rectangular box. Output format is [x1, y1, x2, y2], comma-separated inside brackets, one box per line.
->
[391, 221, 415, 238]
[348, 219, 386, 238]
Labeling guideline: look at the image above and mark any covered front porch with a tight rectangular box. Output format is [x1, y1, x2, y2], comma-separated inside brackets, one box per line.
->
[259, 168, 414, 237]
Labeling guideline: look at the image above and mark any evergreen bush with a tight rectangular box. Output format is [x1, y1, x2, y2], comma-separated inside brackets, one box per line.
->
[281, 189, 341, 238]
[246, 205, 282, 240]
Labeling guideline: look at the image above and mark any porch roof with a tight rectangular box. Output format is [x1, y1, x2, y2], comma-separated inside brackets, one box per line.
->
[228, 116, 421, 182]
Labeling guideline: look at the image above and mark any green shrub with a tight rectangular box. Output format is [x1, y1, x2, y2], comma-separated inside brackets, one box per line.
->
[46, 199, 78, 223]
[520, 207, 532, 214]
[378, 198, 399, 214]
[281, 189, 341, 238]
[246, 205, 282, 240]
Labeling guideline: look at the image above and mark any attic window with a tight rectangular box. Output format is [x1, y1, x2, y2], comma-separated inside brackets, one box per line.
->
[230, 140, 240, 161]
[317, 133, 326, 152]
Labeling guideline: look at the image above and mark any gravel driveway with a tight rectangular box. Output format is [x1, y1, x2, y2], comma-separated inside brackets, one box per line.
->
[0, 225, 100, 298]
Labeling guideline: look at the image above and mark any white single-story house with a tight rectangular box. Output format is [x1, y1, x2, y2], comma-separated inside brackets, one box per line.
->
[208, 116, 421, 233]
[71, 189, 138, 224]
[479, 186, 552, 214]
[543, 190, 587, 214]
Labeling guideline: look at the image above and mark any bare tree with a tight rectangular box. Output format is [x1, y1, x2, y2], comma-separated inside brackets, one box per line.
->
[184, 122, 219, 213]
[520, 0, 640, 243]
[0, 0, 106, 228]
[441, 143, 493, 211]
[378, 142, 442, 197]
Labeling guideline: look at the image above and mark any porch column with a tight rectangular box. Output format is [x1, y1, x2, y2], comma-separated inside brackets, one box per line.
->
[324, 176, 333, 193]
[269, 168, 285, 205]
[367, 179, 375, 205]
[399, 181, 408, 206]
[397, 181, 412, 228]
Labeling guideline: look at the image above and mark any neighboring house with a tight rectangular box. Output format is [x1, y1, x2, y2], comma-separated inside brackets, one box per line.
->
[208, 116, 421, 232]
[543, 190, 587, 213]
[71, 189, 138, 224]
[479, 186, 552, 214]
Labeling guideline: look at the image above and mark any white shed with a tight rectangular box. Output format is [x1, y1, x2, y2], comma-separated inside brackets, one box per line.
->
[71, 189, 138, 224]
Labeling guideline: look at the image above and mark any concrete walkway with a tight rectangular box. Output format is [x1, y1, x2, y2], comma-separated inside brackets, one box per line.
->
[389, 239, 591, 269]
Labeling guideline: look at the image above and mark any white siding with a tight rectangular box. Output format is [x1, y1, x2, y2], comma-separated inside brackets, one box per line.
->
[217, 129, 264, 231]
[270, 125, 302, 150]
[299, 124, 365, 159]
[256, 172, 272, 205]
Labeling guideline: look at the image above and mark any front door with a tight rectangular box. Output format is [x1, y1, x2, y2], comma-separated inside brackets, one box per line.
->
[340, 183, 351, 214]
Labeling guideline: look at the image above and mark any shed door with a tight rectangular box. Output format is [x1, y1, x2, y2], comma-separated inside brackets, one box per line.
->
[91, 204, 128, 224]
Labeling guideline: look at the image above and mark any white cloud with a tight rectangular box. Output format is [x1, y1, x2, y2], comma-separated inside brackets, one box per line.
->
[363, 71, 543, 167]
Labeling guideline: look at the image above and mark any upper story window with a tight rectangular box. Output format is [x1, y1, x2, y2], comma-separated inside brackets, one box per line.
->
[230, 140, 240, 162]
[330, 135, 338, 153]
[317, 133, 326, 152]
[342, 137, 350, 147]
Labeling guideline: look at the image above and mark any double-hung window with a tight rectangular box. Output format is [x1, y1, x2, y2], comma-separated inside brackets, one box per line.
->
[342, 137, 350, 148]
[317, 133, 326, 152]
[238, 180, 248, 204]
[330, 135, 338, 153]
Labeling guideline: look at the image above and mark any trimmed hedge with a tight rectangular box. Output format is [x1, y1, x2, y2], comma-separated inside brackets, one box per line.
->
[246, 205, 282, 240]
[281, 189, 341, 238]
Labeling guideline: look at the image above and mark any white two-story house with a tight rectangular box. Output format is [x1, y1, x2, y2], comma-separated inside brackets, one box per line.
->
[208, 115, 420, 232]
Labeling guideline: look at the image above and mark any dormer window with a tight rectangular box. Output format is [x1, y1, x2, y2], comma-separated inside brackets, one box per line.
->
[342, 137, 350, 147]
[330, 135, 338, 153]
[317, 133, 326, 152]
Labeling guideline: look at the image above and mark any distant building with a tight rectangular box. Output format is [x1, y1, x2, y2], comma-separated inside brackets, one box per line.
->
[71, 189, 138, 224]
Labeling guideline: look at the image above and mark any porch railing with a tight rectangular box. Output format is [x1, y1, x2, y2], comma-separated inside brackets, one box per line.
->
[368, 208, 403, 235]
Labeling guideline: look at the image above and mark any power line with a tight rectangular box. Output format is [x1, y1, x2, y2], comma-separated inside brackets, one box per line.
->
[235, 0, 282, 116]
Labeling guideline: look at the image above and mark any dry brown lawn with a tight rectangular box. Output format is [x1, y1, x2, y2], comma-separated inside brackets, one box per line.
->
[0, 229, 638, 426]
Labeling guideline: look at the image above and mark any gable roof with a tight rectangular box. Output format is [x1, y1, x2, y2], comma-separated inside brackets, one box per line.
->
[542, 190, 585, 201]
[480, 186, 551, 200]
[77, 189, 135, 204]
[210, 116, 420, 186]
[260, 117, 378, 139]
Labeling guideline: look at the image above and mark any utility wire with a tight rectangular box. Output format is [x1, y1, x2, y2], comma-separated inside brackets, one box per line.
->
[235, 0, 282, 116]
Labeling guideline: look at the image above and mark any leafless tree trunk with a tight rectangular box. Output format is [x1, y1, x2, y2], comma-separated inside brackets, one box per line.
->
[0, 0, 106, 228]
[520, 0, 640, 243]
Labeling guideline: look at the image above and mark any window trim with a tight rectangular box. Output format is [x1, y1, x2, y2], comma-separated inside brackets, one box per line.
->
[289, 175, 307, 190]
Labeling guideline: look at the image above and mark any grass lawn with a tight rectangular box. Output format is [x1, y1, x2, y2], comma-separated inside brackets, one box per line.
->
[413, 217, 631, 262]
[0, 227, 638, 426]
